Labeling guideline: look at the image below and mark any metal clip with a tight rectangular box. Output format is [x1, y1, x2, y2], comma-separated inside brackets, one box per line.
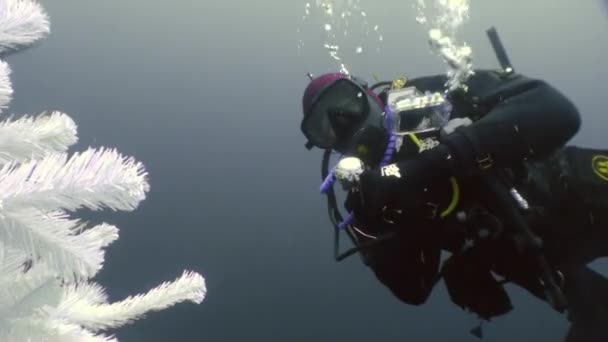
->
[391, 76, 408, 90]
[381, 206, 403, 224]
[510, 188, 530, 210]
[477, 154, 494, 170]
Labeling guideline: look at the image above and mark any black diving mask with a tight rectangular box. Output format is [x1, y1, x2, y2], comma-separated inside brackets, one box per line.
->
[301, 78, 375, 151]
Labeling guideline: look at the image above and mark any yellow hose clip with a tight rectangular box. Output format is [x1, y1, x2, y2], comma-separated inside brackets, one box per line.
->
[391, 76, 408, 90]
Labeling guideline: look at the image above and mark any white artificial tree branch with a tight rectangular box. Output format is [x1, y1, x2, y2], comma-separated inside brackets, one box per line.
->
[0, 261, 62, 319]
[0, 147, 149, 213]
[0, 243, 30, 282]
[49, 271, 207, 331]
[0, 0, 49, 55]
[0, 1, 208, 340]
[0, 318, 119, 342]
[0, 112, 78, 165]
[0, 209, 118, 282]
[45, 322, 118, 342]
[0, 59, 12, 111]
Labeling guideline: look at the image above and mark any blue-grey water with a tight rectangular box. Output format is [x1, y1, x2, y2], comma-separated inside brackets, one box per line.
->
[5, 1, 608, 341]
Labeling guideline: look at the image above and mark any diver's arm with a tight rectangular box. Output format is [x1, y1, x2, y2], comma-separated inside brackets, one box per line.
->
[441, 75, 581, 176]
[360, 75, 581, 206]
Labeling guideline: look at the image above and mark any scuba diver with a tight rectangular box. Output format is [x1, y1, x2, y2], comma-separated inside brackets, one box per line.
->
[300, 28, 608, 341]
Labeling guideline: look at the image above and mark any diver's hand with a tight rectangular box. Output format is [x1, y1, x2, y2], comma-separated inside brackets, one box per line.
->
[358, 161, 426, 215]
[357, 144, 455, 220]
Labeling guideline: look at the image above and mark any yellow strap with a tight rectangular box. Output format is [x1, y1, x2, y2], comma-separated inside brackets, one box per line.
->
[407, 133, 423, 150]
[441, 178, 460, 218]
[406, 133, 460, 218]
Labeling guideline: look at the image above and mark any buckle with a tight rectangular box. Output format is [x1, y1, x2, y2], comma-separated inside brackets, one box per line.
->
[391, 76, 408, 90]
[381, 206, 403, 224]
[477, 154, 494, 170]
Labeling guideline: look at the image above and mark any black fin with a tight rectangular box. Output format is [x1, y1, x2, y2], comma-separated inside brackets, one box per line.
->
[470, 324, 483, 339]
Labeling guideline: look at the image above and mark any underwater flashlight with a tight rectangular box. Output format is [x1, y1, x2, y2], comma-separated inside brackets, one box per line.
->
[334, 156, 365, 190]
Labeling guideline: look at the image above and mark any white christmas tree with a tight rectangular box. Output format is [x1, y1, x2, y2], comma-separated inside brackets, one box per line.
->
[0, 1, 207, 341]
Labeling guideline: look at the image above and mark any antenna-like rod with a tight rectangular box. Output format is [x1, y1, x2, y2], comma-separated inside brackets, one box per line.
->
[486, 27, 514, 74]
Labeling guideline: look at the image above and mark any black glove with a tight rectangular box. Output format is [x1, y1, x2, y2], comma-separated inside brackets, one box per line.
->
[357, 143, 456, 221]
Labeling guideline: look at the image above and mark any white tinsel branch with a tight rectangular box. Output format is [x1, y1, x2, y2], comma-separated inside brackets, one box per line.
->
[0, 270, 207, 340]
[0, 261, 62, 319]
[0, 318, 118, 342]
[0, 147, 150, 213]
[0, 112, 79, 165]
[0, 0, 50, 55]
[0, 1, 208, 341]
[0, 243, 30, 281]
[49, 271, 207, 331]
[0, 210, 119, 282]
[0, 59, 12, 111]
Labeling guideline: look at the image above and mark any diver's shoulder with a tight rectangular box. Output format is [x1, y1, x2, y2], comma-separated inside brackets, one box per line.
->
[404, 69, 544, 93]
[469, 68, 544, 83]
[406, 69, 533, 85]
[465, 68, 547, 94]
[406, 74, 447, 91]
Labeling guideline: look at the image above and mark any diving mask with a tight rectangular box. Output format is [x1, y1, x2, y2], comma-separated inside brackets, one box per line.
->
[301, 77, 384, 152]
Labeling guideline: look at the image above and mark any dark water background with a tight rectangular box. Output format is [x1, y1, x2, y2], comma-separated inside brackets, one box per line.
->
[5, 1, 608, 341]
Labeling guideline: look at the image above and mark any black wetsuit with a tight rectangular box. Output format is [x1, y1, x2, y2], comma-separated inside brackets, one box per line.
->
[350, 69, 585, 318]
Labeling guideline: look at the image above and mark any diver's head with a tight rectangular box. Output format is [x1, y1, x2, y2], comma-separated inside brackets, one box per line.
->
[300, 73, 385, 154]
